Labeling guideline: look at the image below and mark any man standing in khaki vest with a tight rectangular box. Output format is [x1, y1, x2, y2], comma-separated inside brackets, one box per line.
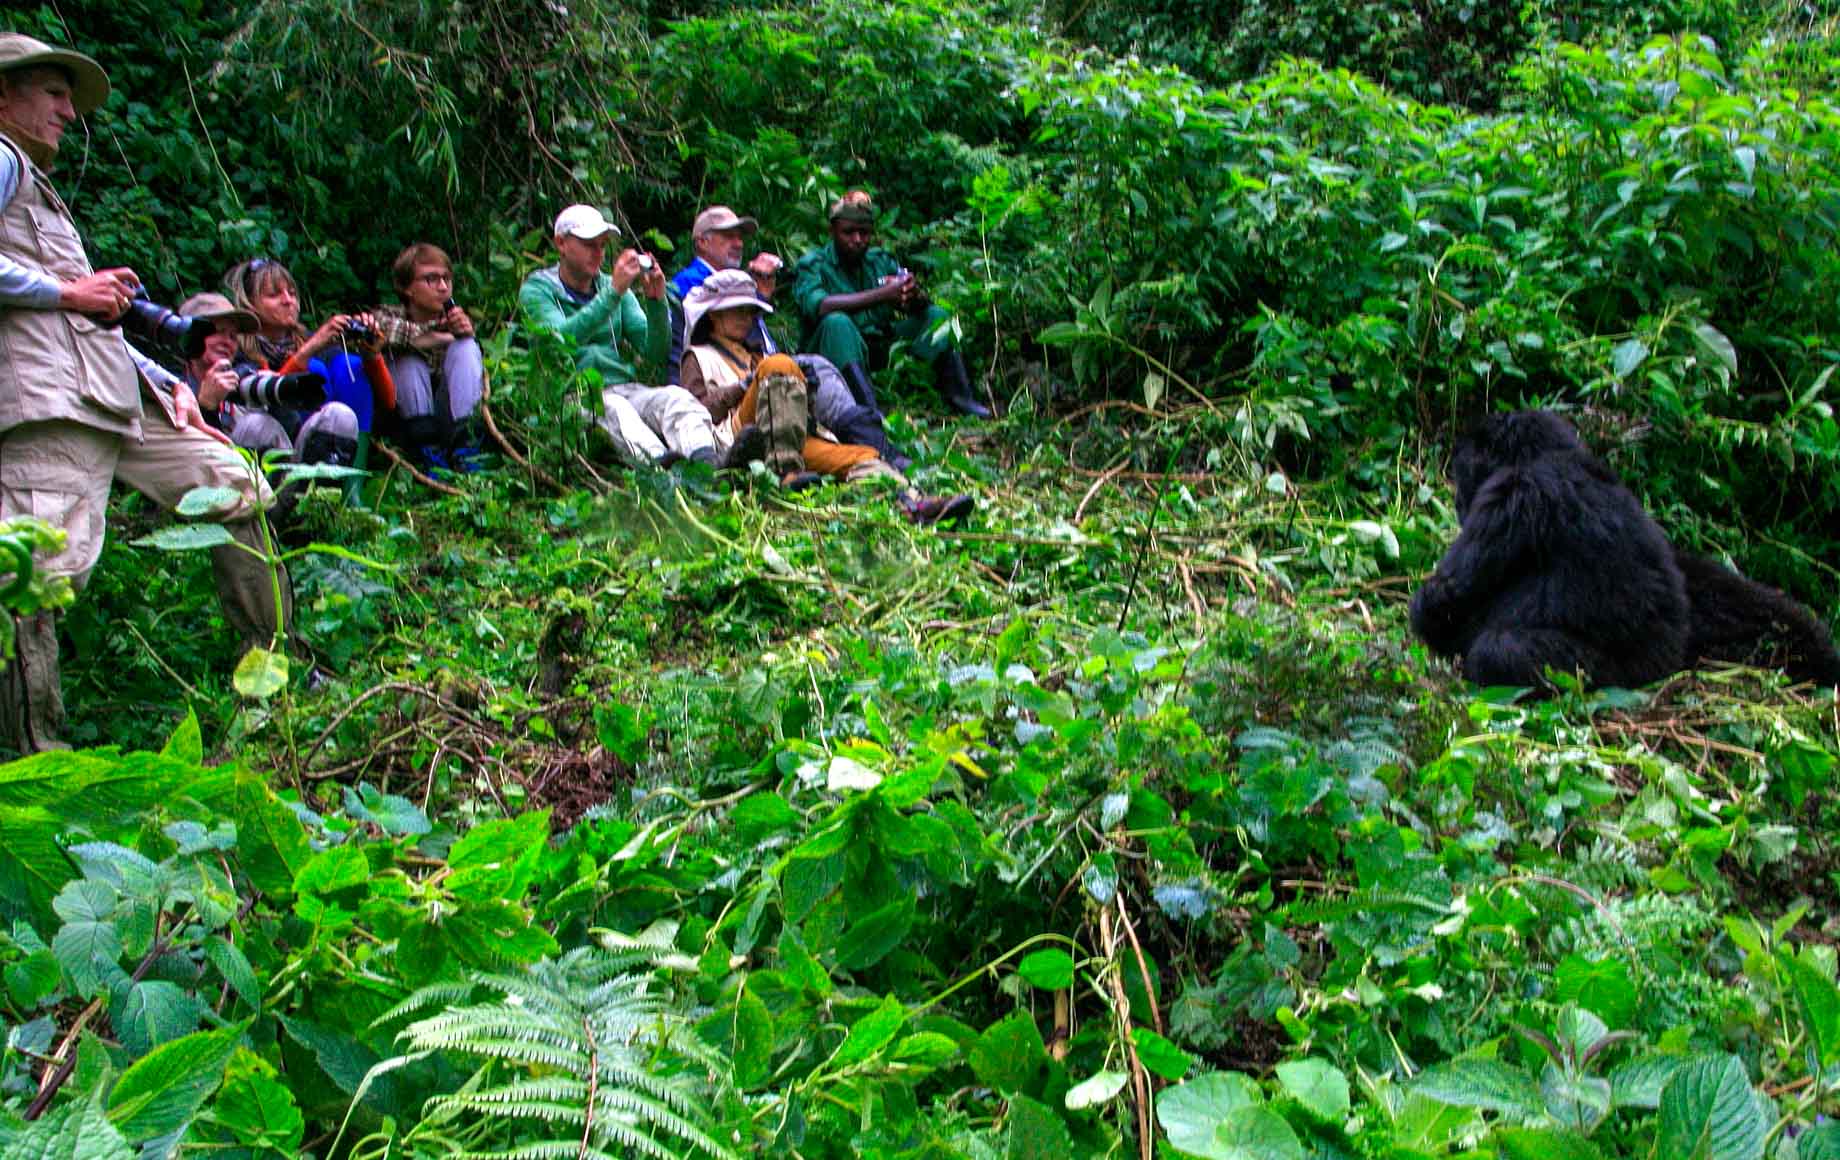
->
[0, 34, 287, 752]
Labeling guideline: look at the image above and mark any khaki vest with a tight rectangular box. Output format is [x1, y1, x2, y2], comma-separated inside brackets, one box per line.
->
[688, 342, 750, 395]
[0, 135, 141, 438]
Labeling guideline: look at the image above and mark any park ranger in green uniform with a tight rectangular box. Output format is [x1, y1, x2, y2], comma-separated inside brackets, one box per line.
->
[793, 191, 991, 419]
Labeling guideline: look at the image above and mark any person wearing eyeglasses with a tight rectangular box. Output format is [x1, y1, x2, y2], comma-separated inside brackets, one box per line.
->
[372, 243, 484, 470]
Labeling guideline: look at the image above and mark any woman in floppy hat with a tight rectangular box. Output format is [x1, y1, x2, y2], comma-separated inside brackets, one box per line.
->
[681, 270, 972, 525]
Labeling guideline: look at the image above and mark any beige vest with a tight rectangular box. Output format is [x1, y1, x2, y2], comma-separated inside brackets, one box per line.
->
[688, 342, 749, 396]
[0, 135, 141, 438]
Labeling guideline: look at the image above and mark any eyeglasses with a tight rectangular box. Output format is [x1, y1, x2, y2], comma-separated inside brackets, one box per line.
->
[416, 271, 453, 287]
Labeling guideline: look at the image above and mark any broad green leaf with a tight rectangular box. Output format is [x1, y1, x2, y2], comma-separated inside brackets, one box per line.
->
[1779, 950, 1840, 1074]
[1007, 1092, 1072, 1160]
[53, 918, 124, 997]
[1794, 1122, 1840, 1160]
[1609, 1053, 1687, 1109]
[1206, 1106, 1305, 1160]
[0, 805, 77, 926]
[1655, 1054, 1766, 1160]
[6, 947, 61, 1008]
[1611, 338, 1648, 379]
[209, 1049, 304, 1154]
[232, 774, 309, 896]
[890, 1032, 960, 1070]
[1276, 1057, 1350, 1122]
[110, 979, 203, 1058]
[160, 711, 202, 765]
[970, 1010, 1049, 1097]
[203, 938, 261, 1011]
[232, 647, 288, 700]
[1495, 1127, 1605, 1160]
[834, 898, 914, 969]
[174, 486, 244, 517]
[1017, 948, 1074, 990]
[729, 985, 775, 1088]
[8, 1084, 132, 1159]
[1132, 1026, 1191, 1080]
[829, 993, 906, 1069]
[1692, 322, 1739, 377]
[341, 783, 431, 837]
[1413, 1058, 1542, 1118]
[1156, 1072, 1259, 1157]
[1065, 1069, 1129, 1109]
[131, 524, 237, 552]
[447, 810, 549, 901]
[1554, 955, 1635, 1028]
[106, 1024, 240, 1140]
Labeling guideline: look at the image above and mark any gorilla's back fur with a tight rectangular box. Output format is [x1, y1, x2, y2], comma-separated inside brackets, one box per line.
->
[1411, 410, 1838, 690]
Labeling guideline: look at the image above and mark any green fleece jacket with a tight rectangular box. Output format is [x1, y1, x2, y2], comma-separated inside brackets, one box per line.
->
[518, 265, 669, 384]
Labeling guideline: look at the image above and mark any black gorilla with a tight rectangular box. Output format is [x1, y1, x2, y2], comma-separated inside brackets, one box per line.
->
[1410, 410, 1840, 690]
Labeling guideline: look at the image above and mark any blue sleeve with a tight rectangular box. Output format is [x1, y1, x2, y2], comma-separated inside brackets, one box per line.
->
[0, 149, 63, 309]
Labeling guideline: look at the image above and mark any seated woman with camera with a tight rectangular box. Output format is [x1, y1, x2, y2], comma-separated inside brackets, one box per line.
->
[174, 292, 350, 460]
[681, 270, 971, 525]
[220, 258, 393, 466]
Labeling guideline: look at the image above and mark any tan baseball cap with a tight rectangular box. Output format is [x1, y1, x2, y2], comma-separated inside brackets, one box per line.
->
[177, 292, 259, 334]
[553, 204, 619, 240]
[693, 205, 758, 237]
[0, 35, 108, 116]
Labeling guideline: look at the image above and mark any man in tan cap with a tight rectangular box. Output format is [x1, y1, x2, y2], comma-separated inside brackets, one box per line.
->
[793, 190, 991, 419]
[0, 34, 287, 750]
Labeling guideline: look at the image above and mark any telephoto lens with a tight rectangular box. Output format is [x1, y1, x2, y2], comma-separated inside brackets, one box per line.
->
[117, 290, 214, 360]
[231, 368, 326, 412]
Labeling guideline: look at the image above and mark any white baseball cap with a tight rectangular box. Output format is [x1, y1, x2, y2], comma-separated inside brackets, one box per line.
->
[553, 205, 619, 241]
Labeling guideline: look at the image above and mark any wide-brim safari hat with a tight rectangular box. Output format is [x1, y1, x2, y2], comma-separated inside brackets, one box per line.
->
[684, 268, 773, 343]
[177, 292, 260, 334]
[0, 35, 109, 117]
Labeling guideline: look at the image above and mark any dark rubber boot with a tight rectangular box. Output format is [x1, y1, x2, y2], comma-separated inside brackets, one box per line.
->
[841, 362, 881, 412]
[901, 492, 975, 527]
[400, 415, 446, 471]
[722, 425, 769, 470]
[934, 351, 991, 418]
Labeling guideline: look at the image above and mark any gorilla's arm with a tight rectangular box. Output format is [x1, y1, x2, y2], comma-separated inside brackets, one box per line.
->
[1409, 468, 1539, 656]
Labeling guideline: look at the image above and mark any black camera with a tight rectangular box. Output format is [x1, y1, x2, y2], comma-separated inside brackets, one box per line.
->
[231, 368, 325, 411]
[343, 319, 378, 344]
[116, 290, 213, 360]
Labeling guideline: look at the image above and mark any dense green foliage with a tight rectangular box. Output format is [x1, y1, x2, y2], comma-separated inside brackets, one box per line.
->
[3, 0, 1840, 1156]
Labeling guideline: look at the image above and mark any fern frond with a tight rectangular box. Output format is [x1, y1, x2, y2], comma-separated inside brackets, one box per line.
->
[385, 945, 740, 1159]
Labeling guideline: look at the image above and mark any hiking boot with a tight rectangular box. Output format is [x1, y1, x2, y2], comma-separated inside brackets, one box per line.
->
[722, 425, 769, 471]
[779, 470, 824, 492]
[687, 447, 721, 468]
[901, 492, 974, 527]
[934, 351, 991, 418]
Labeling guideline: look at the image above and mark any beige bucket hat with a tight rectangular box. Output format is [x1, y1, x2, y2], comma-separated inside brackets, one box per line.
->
[684, 268, 773, 343]
[177, 292, 260, 334]
[0, 35, 109, 116]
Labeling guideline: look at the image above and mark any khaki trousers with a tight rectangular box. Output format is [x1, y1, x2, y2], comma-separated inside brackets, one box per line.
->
[0, 418, 289, 751]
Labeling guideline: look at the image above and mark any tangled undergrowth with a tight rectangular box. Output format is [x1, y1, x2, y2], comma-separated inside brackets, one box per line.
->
[0, 391, 1830, 1158]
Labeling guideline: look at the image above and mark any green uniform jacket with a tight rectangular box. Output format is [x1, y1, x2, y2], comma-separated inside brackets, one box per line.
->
[518, 265, 668, 385]
[793, 242, 904, 342]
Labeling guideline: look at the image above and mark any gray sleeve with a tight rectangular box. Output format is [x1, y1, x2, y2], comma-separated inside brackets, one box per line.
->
[128, 344, 179, 392]
[0, 149, 65, 309]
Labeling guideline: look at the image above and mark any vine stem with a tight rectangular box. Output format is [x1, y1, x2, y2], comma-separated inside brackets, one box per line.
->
[579, 1015, 598, 1159]
[1100, 907, 1154, 1160]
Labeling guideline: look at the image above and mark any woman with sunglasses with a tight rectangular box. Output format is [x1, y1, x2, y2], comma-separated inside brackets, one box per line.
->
[221, 257, 388, 467]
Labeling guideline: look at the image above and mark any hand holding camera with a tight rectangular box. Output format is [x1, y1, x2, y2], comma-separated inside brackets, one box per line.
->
[62, 268, 143, 320]
[195, 359, 239, 411]
[232, 367, 326, 412]
[442, 298, 475, 338]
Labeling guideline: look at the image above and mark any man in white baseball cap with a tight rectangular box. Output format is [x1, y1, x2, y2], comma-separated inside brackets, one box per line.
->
[0, 33, 288, 750]
[519, 203, 758, 468]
